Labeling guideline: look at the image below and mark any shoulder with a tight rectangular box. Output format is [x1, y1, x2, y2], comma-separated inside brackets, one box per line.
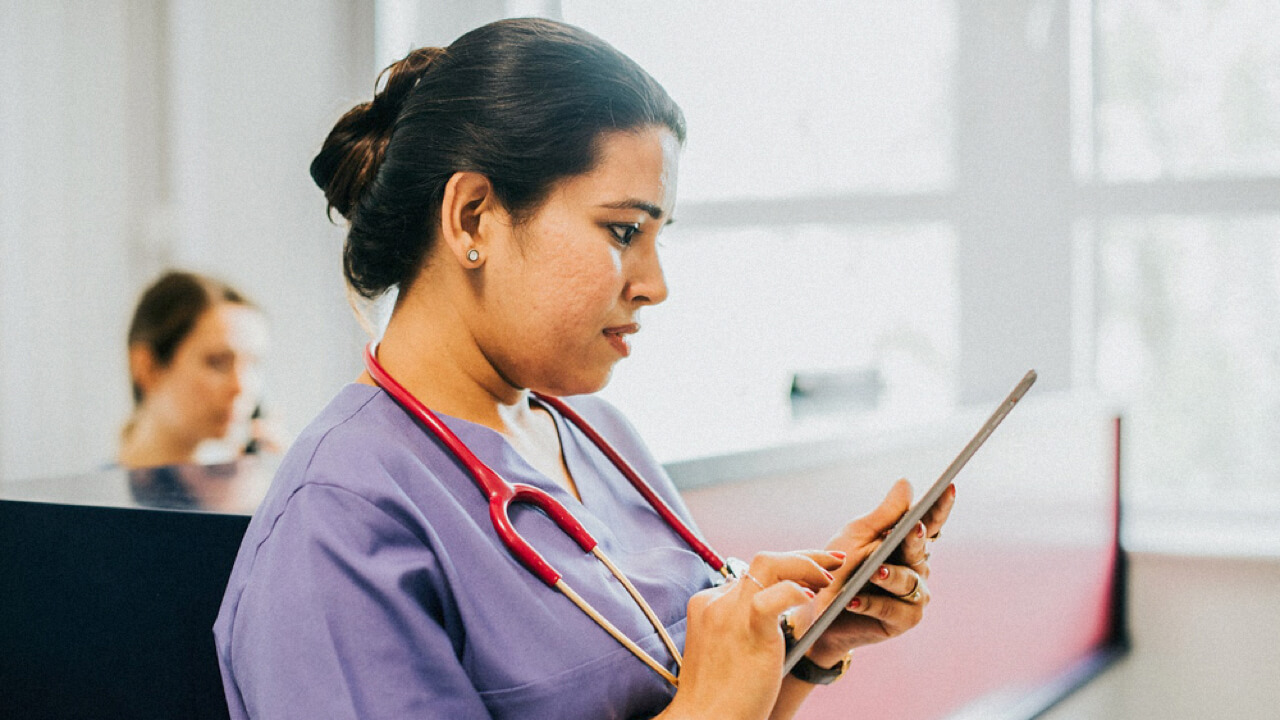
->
[260, 384, 428, 507]
[225, 384, 445, 592]
[216, 385, 454, 651]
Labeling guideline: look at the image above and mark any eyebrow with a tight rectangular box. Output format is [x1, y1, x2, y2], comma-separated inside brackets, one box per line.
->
[599, 199, 676, 225]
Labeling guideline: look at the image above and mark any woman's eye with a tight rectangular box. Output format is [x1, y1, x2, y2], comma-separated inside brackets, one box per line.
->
[206, 354, 234, 373]
[608, 223, 641, 246]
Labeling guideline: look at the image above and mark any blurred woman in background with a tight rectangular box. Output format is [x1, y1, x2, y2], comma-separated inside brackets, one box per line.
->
[119, 270, 273, 470]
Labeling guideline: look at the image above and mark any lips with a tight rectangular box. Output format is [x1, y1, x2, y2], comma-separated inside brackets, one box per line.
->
[602, 323, 640, 357]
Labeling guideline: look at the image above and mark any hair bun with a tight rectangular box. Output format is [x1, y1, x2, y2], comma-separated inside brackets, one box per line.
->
[310, 47, 446, 219]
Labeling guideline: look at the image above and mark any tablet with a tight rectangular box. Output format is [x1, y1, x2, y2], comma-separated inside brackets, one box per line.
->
[782, 369, 1038, 673]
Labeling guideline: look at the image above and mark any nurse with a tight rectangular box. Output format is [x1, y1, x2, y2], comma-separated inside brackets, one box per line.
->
[215, 18, 953, 720]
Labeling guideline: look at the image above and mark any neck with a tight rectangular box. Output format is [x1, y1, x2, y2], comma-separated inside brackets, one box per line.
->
[119, 410, 202, 468]
[374, 299, 536, 435]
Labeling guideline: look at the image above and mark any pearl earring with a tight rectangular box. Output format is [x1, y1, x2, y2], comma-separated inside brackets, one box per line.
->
[466, 249, 480, 262]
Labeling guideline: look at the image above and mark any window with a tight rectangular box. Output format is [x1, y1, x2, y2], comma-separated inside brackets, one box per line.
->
[1088, 0, 1280, 529]
[1096, 0, 1280, 180]
[1096, 216, 1280, 507]
[369, 1, 1280, 534]
[563, 1, 956, 201]
[601, 223, 958, 462]
[563, 1, 961, 461]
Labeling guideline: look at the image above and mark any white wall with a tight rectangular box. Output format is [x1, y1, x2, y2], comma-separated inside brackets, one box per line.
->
[164, 0, 374, 452]
[0, 0, 374, 481]
[1, 1, 136, 480]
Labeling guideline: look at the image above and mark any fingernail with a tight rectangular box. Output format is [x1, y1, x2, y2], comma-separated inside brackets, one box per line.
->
[821, 570, 835, 582]
[877, 565, 889, 580]
[916, 523, 926, 538]
[848, 597, 862, 611]
[828, 551, 847, 561]
[949, 484, 957, 498]
[803, 588, 816, 599]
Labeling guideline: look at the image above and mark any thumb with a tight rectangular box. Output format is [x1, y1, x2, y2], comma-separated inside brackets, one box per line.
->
[858, 478, 915, 537]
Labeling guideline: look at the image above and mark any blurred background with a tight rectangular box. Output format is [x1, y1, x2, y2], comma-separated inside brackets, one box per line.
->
[2, 1, 1278, 716]
[4, 0, 1277, 551]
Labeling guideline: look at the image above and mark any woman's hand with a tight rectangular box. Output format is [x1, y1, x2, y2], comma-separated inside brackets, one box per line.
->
[658, 480, 956, 720]
[803, 479, 957, 666]
[659, 550, 846, 720]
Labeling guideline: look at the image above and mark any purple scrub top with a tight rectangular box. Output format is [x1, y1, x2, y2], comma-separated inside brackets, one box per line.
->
[214, 384, 718, 719]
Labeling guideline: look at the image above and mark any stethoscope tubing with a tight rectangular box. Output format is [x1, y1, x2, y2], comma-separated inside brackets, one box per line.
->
[363, 342, 726, 585]
[363, 343, 596, 586]
[532, 393, 727, 575]
[363, 341, 737, 686]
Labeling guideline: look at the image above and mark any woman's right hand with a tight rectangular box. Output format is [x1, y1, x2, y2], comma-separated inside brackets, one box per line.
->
[658, 550, 845, 720]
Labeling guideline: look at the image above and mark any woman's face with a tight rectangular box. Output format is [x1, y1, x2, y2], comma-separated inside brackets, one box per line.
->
[478, 126, 679, 396]
[141, 302, 268, 443]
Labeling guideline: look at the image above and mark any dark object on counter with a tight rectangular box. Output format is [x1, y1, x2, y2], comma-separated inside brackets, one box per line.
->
[789, 367, 885, 417]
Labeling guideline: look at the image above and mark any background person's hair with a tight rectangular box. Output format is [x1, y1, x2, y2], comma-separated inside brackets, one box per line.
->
[309, 17, 687, 301]
[126, 270, 252, 406]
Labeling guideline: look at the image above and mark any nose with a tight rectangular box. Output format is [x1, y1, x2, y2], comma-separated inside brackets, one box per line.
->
[230, 356, 262, 402]
[228, 363, 246, 398]
[626, 242, 668, 307]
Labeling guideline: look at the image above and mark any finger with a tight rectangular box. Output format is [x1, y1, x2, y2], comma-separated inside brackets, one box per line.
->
[803, 548, 849, 573]
[834, 479, 914, 552]
[865, 479, 914, 535]
[867, 564, 922, 599]
[892, 520, 930, 571]
[846, 583, 929, 633]
[750, 581, 816, 636]
[920, 484, 957, 539]
[747, 552, 837, 593]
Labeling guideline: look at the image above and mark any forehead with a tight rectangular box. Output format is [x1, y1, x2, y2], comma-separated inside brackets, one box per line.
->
[185, 302, 268, 351]
[551, 127, 680, 214]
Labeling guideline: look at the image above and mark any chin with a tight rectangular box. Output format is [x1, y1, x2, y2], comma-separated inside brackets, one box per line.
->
[540, 368, 613, 398]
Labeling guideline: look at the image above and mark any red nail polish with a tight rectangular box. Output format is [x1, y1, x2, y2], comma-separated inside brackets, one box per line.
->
[949, 484, 956, 498]
[822, 570, 835, 582]
[803, 588, 816, 599]
[848, 597, 862, 610]
[877, 565, 889, 580]
[829, 551, 847, 561]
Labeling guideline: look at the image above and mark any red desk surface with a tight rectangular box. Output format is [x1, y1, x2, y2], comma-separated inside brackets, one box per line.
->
[680, 397, 1119, 719]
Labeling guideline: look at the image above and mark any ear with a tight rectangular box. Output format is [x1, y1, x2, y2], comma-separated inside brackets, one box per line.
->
[439, 171, 504, 268]
[128, 343, 162, 398]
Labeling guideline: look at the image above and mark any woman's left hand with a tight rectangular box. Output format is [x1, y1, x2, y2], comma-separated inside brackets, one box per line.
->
[800, 478, 957, 666]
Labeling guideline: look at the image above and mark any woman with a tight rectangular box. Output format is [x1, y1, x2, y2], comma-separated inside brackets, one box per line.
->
[215, 18, 953, 720]
[120, 270, 271, 469]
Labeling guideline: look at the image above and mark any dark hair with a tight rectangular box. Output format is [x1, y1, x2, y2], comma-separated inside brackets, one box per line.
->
[126, 270, 252, 405]
[309, 17, 687, 299]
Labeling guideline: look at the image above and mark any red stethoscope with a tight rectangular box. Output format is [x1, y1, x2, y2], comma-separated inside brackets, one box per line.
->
[364, 343, 732, 687]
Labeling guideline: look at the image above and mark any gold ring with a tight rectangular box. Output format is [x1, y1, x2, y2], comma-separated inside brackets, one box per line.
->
[894, 576, 922, 604]
[908, 551, 931, 569]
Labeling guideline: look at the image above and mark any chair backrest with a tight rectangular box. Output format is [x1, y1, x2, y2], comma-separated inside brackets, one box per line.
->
[0, 499, 248, 719]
